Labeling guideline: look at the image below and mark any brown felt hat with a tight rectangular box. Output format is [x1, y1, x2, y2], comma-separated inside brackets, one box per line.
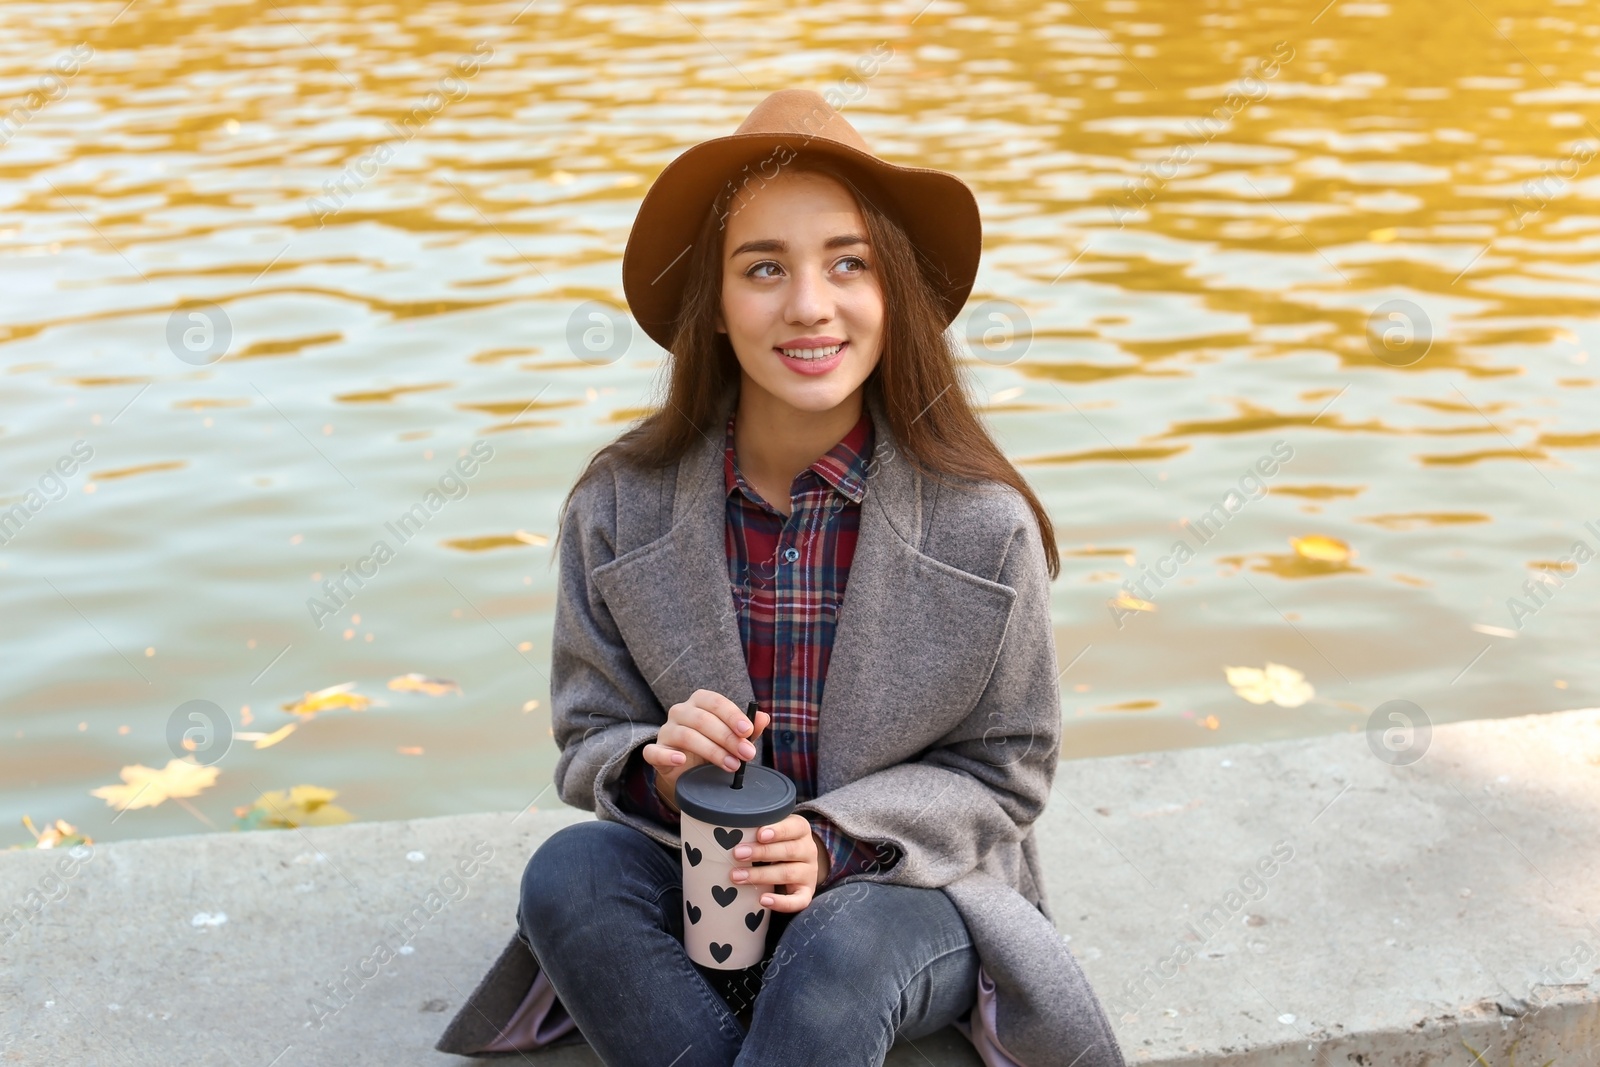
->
[621, 89, 983, 352]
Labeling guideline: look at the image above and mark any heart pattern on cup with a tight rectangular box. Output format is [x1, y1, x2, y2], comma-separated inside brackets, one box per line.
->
[711, 884, 738, 907]
[683, 842, 701, 866]
[709, 942, 733, 964]
[687, 902, 701, 925]
[744, 909, 765, 931]
[714, 827, 743, 850]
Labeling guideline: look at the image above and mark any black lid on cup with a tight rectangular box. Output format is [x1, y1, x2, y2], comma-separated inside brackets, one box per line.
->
[675, 763, 796, 828]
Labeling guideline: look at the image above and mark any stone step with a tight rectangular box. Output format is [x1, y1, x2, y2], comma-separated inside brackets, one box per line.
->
[4, 707, 1599, 1065]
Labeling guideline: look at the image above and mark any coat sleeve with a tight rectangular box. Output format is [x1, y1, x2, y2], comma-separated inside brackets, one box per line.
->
[791, 495, 1060, 892]
[549, 466, 679, 843]
[619, 745, 683, 829]
[807, 812, 903, 891]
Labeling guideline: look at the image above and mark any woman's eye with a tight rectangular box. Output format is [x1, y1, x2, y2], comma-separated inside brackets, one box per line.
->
[743, 256, 867, 278]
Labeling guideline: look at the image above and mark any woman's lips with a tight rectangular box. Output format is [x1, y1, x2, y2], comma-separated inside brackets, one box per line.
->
[774, 341, 847, 376]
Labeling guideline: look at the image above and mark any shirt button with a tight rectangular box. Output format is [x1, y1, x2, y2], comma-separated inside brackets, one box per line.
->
[781, 730, 795, 745]
[783, 547, 799, 563]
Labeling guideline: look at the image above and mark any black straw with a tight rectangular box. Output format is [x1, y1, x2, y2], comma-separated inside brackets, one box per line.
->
[730, 700, 759, 789]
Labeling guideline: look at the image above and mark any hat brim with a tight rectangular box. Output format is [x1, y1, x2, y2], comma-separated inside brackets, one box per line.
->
[622, 133, 982, 352]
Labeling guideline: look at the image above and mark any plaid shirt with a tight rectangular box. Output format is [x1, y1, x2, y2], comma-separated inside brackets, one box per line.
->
[620, 403, 902, 891]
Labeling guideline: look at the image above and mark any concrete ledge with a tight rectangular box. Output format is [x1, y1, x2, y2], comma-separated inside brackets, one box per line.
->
[4, 708, 1600, 1066]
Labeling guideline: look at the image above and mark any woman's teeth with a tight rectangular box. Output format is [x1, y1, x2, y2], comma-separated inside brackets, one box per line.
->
[780, 343, 843, 360]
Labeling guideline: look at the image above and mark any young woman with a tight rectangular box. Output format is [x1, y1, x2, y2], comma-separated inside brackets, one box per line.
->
[437, 90, 1125, 1067]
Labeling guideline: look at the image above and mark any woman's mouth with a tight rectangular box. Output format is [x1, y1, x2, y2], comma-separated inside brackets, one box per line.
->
[775, 341, 847, 375]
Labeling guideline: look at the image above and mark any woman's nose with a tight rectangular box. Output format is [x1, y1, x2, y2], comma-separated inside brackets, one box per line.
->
[784, 266, 832, 324]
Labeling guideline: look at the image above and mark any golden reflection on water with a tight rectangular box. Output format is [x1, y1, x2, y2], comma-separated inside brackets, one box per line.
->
[2, 0, 1597, 841]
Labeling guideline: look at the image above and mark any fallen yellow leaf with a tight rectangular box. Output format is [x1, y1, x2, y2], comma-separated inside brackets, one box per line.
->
[1109, 590, 1157, 613]
[1224, 662, 1315, 708]
[254, 722, 298, 749]
[521, 699, 540, 714]
[234, 784, 354, 829]
[282, 681, 371, 716]
[513, 529, 548, 546]
[1290, 535, 1352, 564]
[14, 816, 93, 850]
[388, 673, 461, 696]
[90, 759, 220, 811]
[1097, 699, 1160, 713]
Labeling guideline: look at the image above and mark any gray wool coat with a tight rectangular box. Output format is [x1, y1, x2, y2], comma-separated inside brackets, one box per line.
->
[437, 385, 1125, 1067]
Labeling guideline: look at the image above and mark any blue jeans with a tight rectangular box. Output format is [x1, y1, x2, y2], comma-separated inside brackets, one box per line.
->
[518, 819, 979, 1067]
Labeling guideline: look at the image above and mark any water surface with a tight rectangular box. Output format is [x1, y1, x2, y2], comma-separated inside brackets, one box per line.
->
[3, 0, 1596, 843]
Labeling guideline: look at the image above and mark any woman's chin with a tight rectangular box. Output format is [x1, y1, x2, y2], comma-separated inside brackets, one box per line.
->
[755, 383, 858, 417]
[740, 364, 872, 416]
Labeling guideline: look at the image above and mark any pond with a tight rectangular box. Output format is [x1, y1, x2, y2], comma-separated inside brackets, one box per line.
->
[3, 0, 1595, 844]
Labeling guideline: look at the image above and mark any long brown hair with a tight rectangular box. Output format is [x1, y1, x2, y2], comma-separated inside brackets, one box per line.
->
[555, 152, 1059, 580]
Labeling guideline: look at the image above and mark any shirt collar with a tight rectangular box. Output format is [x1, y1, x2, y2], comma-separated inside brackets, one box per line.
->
[724, 404, 875, 506]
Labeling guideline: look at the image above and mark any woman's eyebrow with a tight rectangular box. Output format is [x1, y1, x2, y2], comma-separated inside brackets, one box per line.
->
[728, 233, 869, 258]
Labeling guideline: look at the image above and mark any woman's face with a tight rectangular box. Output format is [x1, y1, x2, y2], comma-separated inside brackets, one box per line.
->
[715, 170, 884, 417]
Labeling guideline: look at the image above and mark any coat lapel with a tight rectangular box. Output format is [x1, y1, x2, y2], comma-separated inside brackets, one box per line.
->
[591, 384, 1018, 793]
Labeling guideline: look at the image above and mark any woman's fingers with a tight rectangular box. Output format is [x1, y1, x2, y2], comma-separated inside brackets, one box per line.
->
[648, 695, 772, 776]
[656, 716, 737, 772]
[693, 689, 755, 750]
[689, 705, 758, 769]
[640, 741, 688, 772]
[731, 828, 809, 863]
[694, 691, 768, 756]
[730, 859, 813, 887]
[754, 882, 814, 913]
[735, 816, 821, 912]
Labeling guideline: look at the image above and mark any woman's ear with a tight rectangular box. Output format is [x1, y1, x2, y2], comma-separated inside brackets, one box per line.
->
[714, 308, 726, 334]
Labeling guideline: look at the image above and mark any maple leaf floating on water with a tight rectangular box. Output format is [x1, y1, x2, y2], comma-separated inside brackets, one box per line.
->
[1289, 535, 1353, 564]
[1224, 662, 1315, 708]
[1108, 590, 1156, 613]
[10, 816, 93, 850]
[281, 681, 372, 717]
[388, 673, 461, 696]
[90, 759, 220, 811]
[235, 722, 298, 749]
[233, 785, 354, 831]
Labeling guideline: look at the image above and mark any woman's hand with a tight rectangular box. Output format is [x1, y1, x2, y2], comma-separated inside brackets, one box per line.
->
[729, 814, 828, 913]
[642, 689, 772, 812]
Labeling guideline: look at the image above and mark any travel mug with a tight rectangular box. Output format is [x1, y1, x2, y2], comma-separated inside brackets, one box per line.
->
[673, 760, 796, 969]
